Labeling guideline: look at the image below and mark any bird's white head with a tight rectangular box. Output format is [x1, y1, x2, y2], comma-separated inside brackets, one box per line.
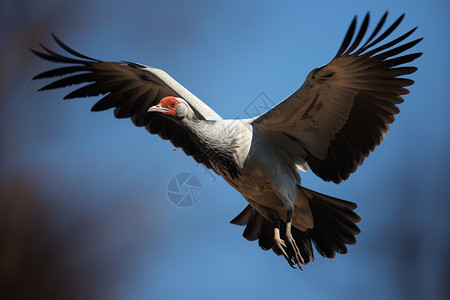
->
[148, 96, 194, 119]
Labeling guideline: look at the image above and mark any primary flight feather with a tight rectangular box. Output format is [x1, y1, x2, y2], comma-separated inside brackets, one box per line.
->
[31, 12, 422, 269]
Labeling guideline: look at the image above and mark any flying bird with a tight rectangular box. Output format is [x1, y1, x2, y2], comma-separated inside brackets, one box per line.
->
[31, 12, 422, 269]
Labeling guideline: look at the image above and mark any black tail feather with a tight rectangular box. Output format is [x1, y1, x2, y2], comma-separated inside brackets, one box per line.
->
[230, 188, 360, 267]
[231, 205, 315, 265]
[303, 187, 361, 258]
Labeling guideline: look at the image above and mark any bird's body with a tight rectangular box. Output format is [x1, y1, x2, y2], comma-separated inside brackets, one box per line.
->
[31, 12, 422, 269]
[219, 122, 311, 228]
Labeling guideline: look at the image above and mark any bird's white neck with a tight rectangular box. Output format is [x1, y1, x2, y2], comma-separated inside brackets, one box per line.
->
[181, 118, 252, 179]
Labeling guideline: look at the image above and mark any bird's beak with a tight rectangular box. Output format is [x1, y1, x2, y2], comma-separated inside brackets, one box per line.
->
[148, 104, 169, 113]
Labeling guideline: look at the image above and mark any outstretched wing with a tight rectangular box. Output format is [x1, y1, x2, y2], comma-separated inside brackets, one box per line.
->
[31, 34, 222, 168]
[253, 12, 422, 183]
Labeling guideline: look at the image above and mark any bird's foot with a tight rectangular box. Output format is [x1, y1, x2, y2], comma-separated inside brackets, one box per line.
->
[274, 228, 296, 268]
[286, 222, 304, 270]
[286, 234, 304, 270]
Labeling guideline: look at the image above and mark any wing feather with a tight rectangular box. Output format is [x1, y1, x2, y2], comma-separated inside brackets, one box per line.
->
[31, 35, 221, 168]
[253, 12, 422, 183]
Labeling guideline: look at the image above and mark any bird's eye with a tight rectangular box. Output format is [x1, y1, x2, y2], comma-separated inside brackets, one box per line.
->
[171, 101, 176, 107]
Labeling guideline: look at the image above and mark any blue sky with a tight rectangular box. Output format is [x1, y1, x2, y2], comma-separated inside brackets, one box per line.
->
[3, 0, 449, 299]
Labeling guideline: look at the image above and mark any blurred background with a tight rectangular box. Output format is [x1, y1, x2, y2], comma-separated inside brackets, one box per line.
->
[0, 0, 448, 299]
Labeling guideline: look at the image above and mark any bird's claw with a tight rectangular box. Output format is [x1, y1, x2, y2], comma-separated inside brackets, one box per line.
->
[286, 235, 304, 270]
[273, 226, 304, 269]
[274, 235, 296, 268]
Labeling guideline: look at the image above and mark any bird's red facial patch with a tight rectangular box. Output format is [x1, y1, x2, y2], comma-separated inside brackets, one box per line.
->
[158, 96, 179, 115]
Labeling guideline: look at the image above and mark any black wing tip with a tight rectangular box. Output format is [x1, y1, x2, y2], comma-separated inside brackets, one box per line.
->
[29, 47, 40, 56]
[49, 33, 64, 49]
[403, 52, 423, 62]
[51, 33, 98, 61]
[31, 33, 99, 66]
[336, 12, 420, 58]
[334, 15, 358, 58]
[50, 33, 73, 53]
[30, 49, 45, 81]
[29, 46, 49, 61]
[50, 32, 60, 42]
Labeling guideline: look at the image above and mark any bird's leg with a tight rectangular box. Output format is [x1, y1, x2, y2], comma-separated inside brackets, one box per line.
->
[285, 206, 305, 269]
[271, 217, 295, 268]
